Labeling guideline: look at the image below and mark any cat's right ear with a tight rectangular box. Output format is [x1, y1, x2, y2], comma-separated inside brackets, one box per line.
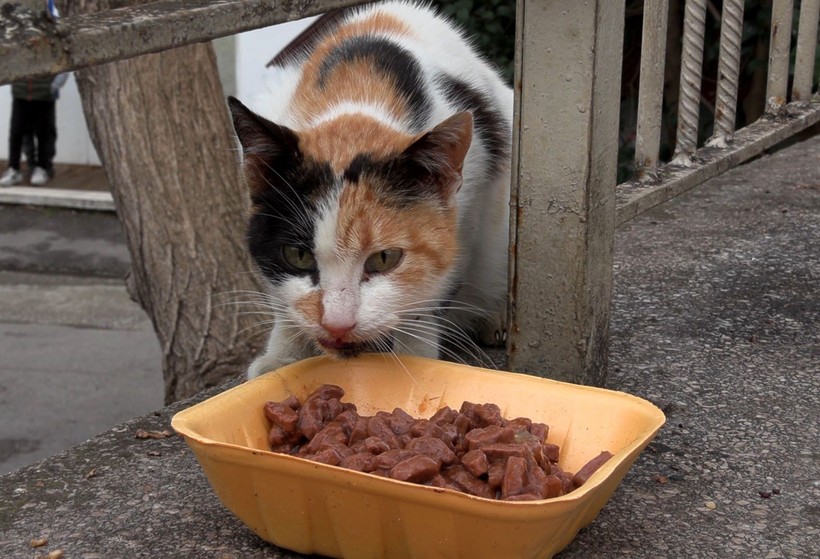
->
[228, 96, 300, 193]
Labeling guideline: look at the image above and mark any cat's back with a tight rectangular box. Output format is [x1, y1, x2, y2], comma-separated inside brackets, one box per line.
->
[252, 1, 511, 136]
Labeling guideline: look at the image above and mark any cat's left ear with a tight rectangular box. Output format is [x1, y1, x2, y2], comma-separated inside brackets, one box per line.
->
[400, 111, 473, 202]
[227, 96, 300, 194]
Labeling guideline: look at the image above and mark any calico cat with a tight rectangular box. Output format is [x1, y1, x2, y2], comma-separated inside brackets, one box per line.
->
[229, 1, 513, 378]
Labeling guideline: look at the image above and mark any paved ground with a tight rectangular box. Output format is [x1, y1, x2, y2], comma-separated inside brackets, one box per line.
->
[0, 134, 818, 557]
[0, 206, 163, 475]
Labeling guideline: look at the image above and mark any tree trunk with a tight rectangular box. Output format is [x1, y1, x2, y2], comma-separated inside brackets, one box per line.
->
[58, 0, 265, 403]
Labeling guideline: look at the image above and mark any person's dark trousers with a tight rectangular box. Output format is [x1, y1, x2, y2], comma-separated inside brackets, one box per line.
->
[23, 133, 35, 170]
[7, 98, 56, 174]
[7, 98, 29, 171]
[31, 99, 56, 175]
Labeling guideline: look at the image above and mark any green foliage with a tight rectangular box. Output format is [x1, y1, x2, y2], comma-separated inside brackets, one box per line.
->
[431, 0, 516, 83]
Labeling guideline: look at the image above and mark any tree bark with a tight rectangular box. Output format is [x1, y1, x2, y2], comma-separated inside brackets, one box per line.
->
[58, 0, 265, 403]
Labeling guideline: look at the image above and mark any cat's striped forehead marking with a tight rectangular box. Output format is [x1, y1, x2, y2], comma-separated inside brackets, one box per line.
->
[298, 114, 415, 173]
[332, 179, 458, 279]
[290, 11, 428, 128]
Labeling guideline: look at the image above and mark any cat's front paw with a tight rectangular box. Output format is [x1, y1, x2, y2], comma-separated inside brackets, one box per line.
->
[246, 353, 298, 379]
[476, 310, 507, 347]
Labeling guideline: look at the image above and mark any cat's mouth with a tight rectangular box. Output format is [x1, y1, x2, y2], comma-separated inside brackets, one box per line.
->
[316, 336, 391, 358]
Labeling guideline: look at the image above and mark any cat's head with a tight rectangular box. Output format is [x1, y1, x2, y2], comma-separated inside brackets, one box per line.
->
[229, 97, 473, 358]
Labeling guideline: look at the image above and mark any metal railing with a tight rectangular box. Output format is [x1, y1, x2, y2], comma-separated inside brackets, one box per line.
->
[617, 0, 820, 227]
[503, 0, 819, 383]
[0, 0, 817, 386]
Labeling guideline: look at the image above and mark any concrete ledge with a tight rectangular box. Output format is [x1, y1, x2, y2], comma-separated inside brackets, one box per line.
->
[0, 135, 818, 557]
[0, 186, 114, 212]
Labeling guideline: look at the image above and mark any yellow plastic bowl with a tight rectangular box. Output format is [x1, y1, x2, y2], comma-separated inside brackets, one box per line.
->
[172, 354, 664, 559]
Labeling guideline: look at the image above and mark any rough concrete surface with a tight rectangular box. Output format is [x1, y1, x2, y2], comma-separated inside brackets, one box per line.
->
[0, 206, 130, 278]
[0, 207, 163, 475]
[0, 135, 818, 558]
[0, 271, 164, 475]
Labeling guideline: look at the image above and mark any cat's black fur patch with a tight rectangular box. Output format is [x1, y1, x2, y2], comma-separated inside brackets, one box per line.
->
[435, 74, 509, 178]
[341, 153, 373, 185]
[267, 8, 352, 68]
[341, 152, 442, 207]
[229, 96, 334, 286]
[318, 37, 431, 129]
[247, 154, 334, 286]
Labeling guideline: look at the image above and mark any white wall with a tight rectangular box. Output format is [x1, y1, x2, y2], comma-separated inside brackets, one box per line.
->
[0, 16, 316, 167]
[236, 16, 317, 101]
[0, 74, 101, 166]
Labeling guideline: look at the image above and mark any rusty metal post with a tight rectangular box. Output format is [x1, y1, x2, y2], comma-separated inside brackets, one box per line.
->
[766, 0, 795, 112]
[708, 0, 745, 147]
[635, 0, 670, 173]
[507, 0, 624, 386]
[672, 0, 707, 165]
[792, 0, 820, 103]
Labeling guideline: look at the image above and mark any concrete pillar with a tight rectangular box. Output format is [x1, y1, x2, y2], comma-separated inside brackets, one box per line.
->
[507, 0, 625, 386]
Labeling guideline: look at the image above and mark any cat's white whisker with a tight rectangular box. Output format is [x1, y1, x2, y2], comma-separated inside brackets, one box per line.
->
[390, 326, 470, 367]
[395, 318, 496, 369]
[370, 339, 422, 391]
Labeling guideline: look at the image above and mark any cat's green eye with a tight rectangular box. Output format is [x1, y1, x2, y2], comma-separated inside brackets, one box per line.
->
[364, 248, 403, 275]
[282, 245, 317, 272]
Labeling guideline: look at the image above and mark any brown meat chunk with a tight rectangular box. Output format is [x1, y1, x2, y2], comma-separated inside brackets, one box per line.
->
[388, 408, 416, 435]
[409, 419, 445, 441]
[572, 451, 614, 488]
[308, 446, 346, 466]
[505, 417, 532, 432]
[300, 422, 348, 455]
[340, 453, 379, 473]
[529, 422, 549, 443]
[501, 456, 528, 499]
[461, 449, 489, 477]
[474, 403, 504, 427]
[281, 394, 301, 410]
[348, 417, 370, 446]
[429, 406, 458, 425]
[367, 415, 402, 450]
[445, 465, 496, 499]
[390, 455, 440, 483]
[332, 409, 360, 435]
[543, 443, 560, 463]
[376, 449, 416, 470]
[307, 384, 345, 402]
[361, 436, 391, 455]
[264, 401, 300, 433]
[487, 460, 506, 490]
[405, 437, 458, 467]
[464, 425, 515, 450]
[551, 463, 575, 494]
[543, 475, 564, 498]
[479, 442, 527, 460]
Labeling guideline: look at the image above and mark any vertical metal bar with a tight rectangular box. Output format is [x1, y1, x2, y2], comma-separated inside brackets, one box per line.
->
[507, 0, 624, 386]
[766, 0, 795, 112]
[635, 0, 670, 172]
[672, 0, 707, 165]
[792, 0, 820, 103]
[708, 0, 745, 147]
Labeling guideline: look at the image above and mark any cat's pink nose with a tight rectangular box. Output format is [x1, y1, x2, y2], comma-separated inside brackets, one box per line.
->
[321, 321, 357, 340]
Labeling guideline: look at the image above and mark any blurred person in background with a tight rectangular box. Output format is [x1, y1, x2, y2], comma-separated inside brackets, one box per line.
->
[0, 73, 68, 187]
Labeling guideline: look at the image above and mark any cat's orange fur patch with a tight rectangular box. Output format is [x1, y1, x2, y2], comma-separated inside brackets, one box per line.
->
[291, 12, 415, 126]
[295, 290, 323, 325]
[298, 115, 414, 173]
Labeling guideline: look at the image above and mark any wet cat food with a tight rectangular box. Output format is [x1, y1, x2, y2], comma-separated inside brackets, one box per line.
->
[263, 384, 613, 501]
